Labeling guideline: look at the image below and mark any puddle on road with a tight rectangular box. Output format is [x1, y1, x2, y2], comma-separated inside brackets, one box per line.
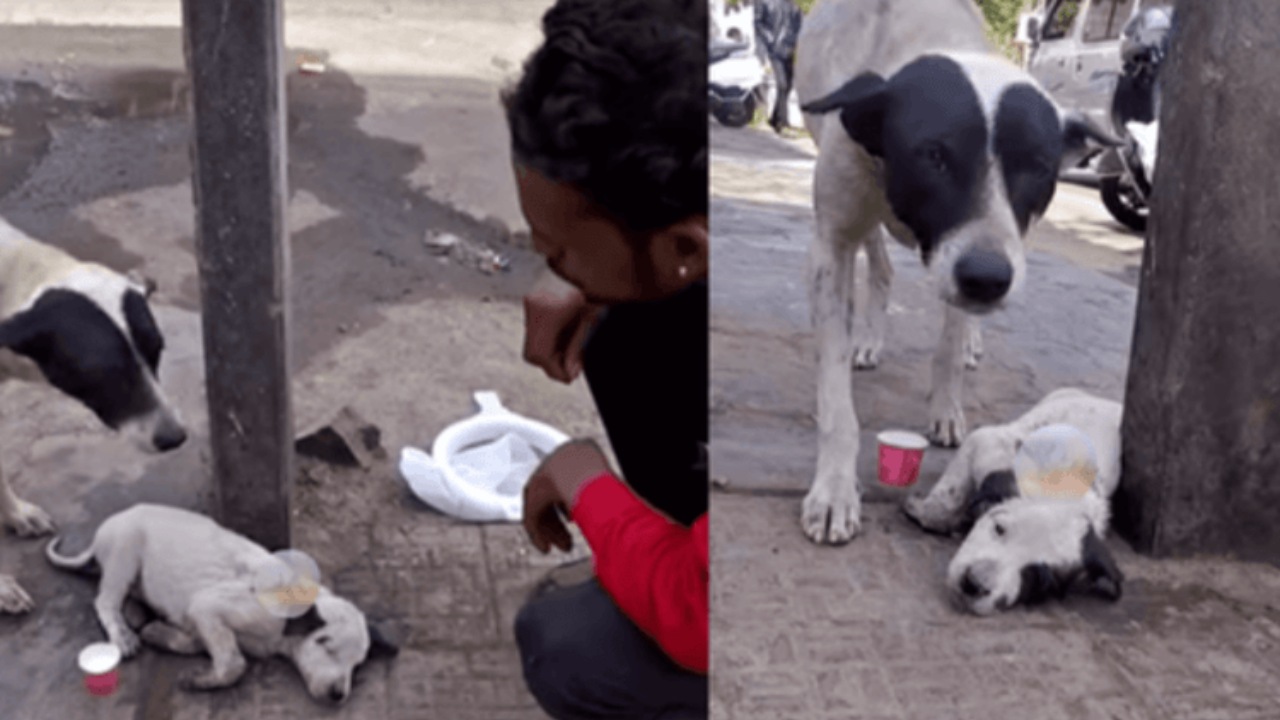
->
[0, 80, 58, 199]
[0, 70, 189, 197]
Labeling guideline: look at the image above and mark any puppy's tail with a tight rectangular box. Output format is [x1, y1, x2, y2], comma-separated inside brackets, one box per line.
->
[45, 536, 99, 575]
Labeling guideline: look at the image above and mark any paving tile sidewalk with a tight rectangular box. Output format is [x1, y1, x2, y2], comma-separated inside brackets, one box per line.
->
[712, 497, 1280, 720]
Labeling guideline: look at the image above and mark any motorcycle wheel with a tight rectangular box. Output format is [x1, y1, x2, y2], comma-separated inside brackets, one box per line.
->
[712, 95, 756, 128]
[1100, 176, 1148, 233]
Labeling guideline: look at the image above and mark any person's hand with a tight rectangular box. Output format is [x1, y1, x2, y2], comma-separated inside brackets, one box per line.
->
[522, 271, 603, 384]
[522, 439, 613, 554]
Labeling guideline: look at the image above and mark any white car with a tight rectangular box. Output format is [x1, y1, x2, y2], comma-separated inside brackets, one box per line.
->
[1020, 0, 1173, 133]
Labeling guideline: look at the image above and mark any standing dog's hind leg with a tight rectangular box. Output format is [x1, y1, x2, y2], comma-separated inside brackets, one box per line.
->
[853, 226, 893, 369]
[927, 305, 970, 447]
[803, 230, 863, 544]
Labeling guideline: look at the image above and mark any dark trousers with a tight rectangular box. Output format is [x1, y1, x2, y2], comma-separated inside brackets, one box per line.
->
[515, 581, 708, 720]
[768, 52, 795, 132]
[515, 280, 709, 719]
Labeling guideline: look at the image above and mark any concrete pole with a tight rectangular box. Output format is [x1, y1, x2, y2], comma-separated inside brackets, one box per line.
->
[1114, 0, 1280, 563]
[182, 0, 294, 550]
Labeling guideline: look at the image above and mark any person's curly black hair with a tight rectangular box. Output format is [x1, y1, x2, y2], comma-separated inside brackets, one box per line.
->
[504, 0, 707, 235]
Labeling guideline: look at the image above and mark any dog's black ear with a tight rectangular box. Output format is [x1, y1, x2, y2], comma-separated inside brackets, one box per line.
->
[1080, 525, 1124, 601]
[366, 621, 400, 660]
[1016, 563, 1068, 606]
[1060, 111, 1123, 170]
[283, 605, 326, 637]
[964, 470, 1020, 529]
[0, 306, 45, 350]
[802, 72, 888, 156]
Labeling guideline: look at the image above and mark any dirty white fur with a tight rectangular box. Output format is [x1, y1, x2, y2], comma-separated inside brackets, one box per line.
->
[0, 220, 177, 453]
[903, 388, 1123, 615]
[948, 493, 1112, 615]
[0, 219, 184, 614]
[47, 504, 388, 702]
[794, 0, 1058, 543]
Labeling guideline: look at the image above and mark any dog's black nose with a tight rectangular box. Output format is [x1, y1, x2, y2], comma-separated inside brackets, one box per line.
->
[153, 423, 187, 452]
[960, 570, 989, 598]
[329, 687, 348, 703]
[954, 249, 1013, 304]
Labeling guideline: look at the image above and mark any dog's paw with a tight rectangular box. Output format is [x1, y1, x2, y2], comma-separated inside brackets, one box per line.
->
[178, 659, 245, 692]
[901, 494, 952, 534]
[110, 628, 143, 658]
[852, 331, 883, 370]
[927, 400, 967, 447]
[0, 574, 34, 614]
[801, 480, 862, 545]
[3, 499, 55, 538]
[901, 493, 929, 526]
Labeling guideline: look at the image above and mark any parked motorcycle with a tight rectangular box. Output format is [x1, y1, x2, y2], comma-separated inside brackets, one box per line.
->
[709, 36, 768, 128]
[1097, 6, 1172, 232]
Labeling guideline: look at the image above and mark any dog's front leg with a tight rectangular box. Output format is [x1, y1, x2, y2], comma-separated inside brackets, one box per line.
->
[0, 462, 55, 537]
[803, 225, 863, 544]
[964, 315, 983, 370]
[853, 226, 893, 369]
[927, 304, 971, 447]
[902, 425, 1001, 533]
[180, 603, 248, 691]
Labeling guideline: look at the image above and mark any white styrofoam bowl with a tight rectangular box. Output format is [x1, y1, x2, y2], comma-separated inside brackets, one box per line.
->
[401, 392, 569, 521]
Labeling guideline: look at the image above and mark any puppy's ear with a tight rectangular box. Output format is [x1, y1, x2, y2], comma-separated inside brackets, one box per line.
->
[802, 72, 888, 156]
[1060, 111, 1123, 171]
[1017, 563, 1068, 607]
[283, 605, 326, 637]
[366, 621, 400, 660]
[964, 470, 1019, 529]
[1080, 525, 1124, 601]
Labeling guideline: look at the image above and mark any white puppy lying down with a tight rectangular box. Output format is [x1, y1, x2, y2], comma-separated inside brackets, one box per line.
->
[46, 504, 397, 704]
[902, 389, 1126, 615]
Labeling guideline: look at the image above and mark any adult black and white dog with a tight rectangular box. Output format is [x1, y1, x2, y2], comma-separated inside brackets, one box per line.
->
[793, 0, 1117, 543]
[0, 218, 187, 614]
[903, 389, 1125, 615]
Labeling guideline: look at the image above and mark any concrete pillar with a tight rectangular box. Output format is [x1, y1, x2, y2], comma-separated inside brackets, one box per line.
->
[183, 0, 294, 550]
[1114, 0, 1280, 563]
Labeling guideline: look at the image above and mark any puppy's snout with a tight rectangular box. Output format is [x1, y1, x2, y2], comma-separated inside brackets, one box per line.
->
[152, 418, 188, 452]
[960, 569, 990, 599]
[328, 686, 348, 703]
[954, 249, 1013, 304]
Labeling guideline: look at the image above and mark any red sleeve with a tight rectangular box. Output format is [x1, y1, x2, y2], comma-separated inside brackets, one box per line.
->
[570, 472, 709, 674]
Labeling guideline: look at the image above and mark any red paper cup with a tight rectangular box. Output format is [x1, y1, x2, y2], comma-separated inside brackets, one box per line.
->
[79, 643, 122, 697]
[877, 430, 929, 487]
